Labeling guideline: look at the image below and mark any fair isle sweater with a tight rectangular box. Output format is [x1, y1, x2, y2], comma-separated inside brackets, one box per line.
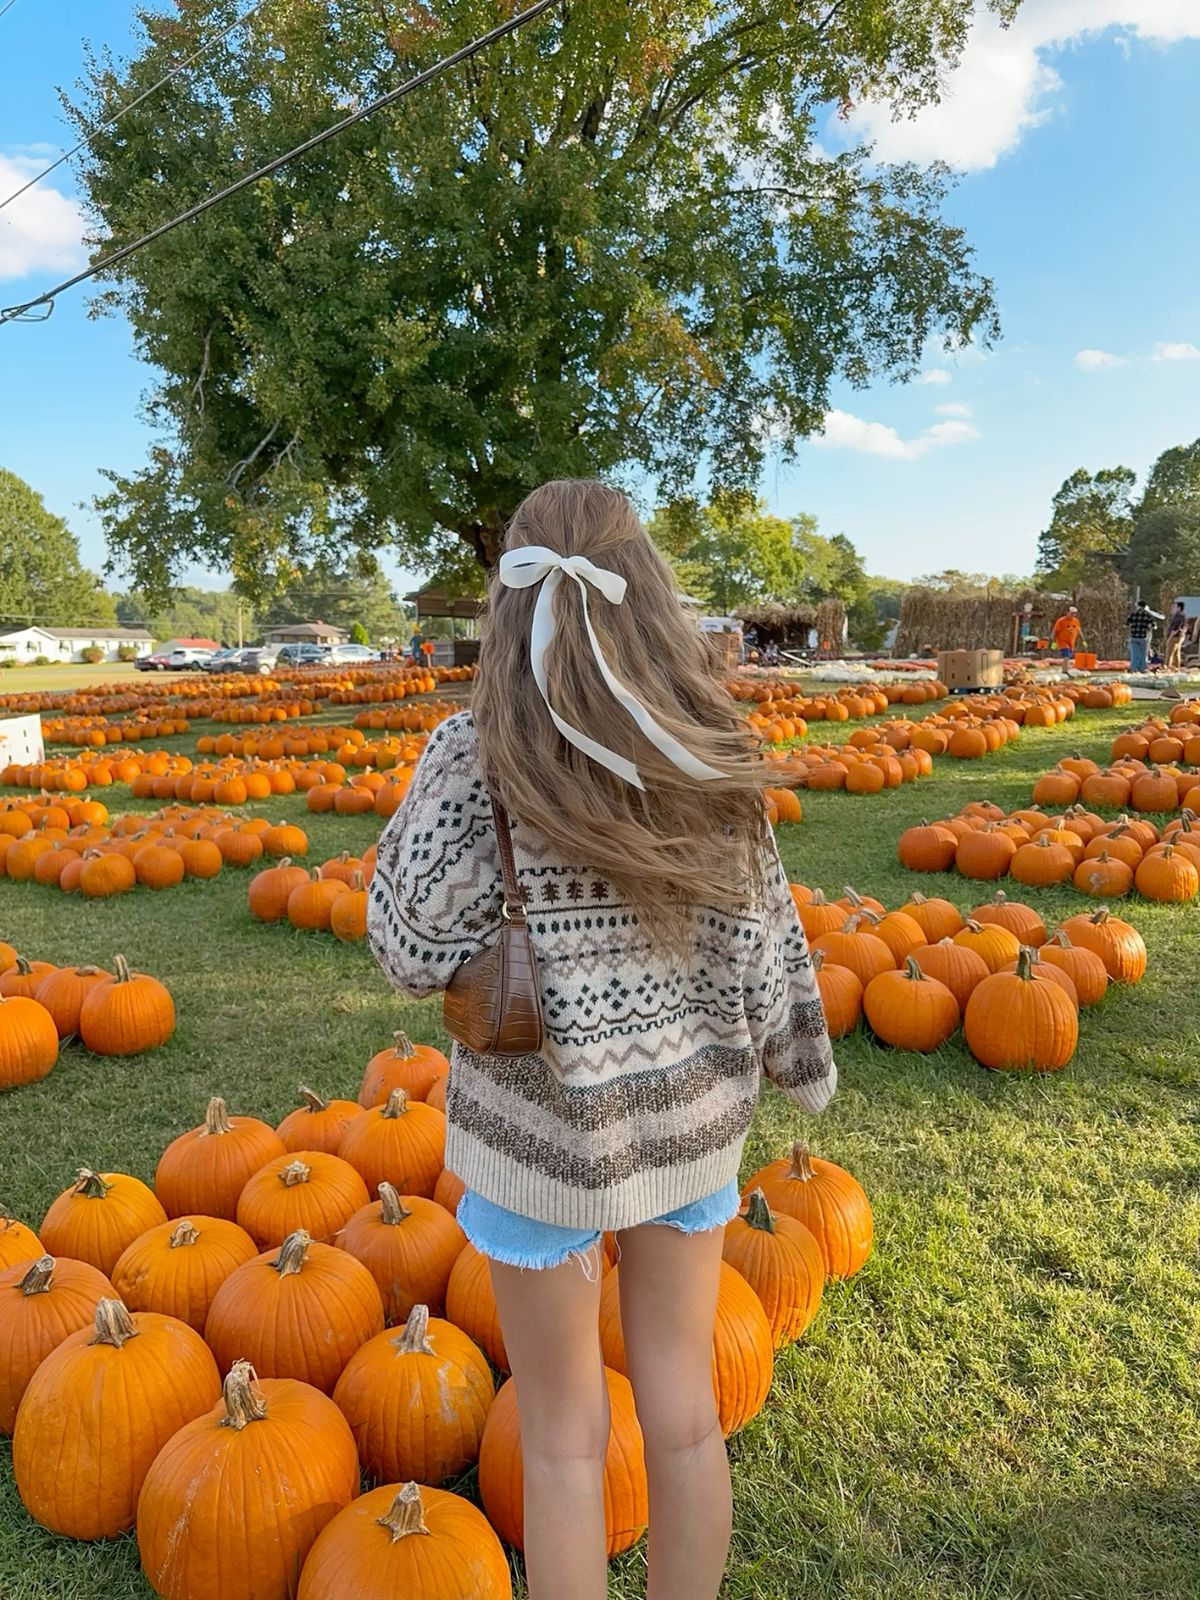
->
[366, 713, 836, 1230]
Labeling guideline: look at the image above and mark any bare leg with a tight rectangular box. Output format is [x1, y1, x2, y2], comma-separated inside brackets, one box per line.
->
[489, 1250, 610, 1600]
[617, 1224, 732, 1600]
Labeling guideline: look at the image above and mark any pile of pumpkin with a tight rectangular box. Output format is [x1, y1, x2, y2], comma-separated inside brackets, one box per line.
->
[41, 713, 193, 747]
[898, 799, 1199, 904]
[793, 881, 1145, 1072]
[325, 662, 477, 703]
[0, 801, 313, 895]
[248, 846, 378, 941]
[0, 945, 175, 1089]
[0, 1027, 871, 1598]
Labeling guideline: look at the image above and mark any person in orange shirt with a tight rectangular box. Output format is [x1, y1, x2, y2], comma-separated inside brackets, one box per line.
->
[1051, 605, 1084, 662]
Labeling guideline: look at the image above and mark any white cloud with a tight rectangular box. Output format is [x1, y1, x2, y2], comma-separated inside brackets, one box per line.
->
[838, 4, 1200, 172]
[1151, 341, 1200, 362]
[916, 368, 951, 385]
[935, 402, 973, 418]
[814, 408, 980, 461]
[0, 151, 86, 283]
[1075, 348, 1127, 369]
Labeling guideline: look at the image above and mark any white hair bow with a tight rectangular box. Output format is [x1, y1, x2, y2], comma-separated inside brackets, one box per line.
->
[498, 545, 725, 790]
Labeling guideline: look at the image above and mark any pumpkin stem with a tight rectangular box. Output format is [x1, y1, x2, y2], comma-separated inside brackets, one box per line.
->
[841, 886, 865, 908]
[1014, 948, 1036, 981]
[744, 1188, 776, 1234]
[1092, 907, 1112, 924]
[1045, 931, 1071, 949]
[276, 857, 293, 869]
[111, 955, 132, 984]
[842, 914, 864, 935]
[810, 948, 826, 972]
[787, 1142, 816, 1182]
[378, 1183, 411, 1226]
[909, 892, 928, 905]
[90, 1298, 139, 1347]
[203, 1097, 233, 1136]
[297, 1085, 329, 1113]
[393, 1031, 415, 1060]
[348, 870, 366, 891]
[280, 1159, 312, 1187]
[961, 919, 983, 933]
[394, 1304, 435, 1354]
[17, 1255, 55, 1296]
[377, 1483, 431, 1543]
[169, 1220, 201, 1249]
[903, 956, 926, 981]
[991, 891, 1009, 904]
[220, 1360, 269, 1430]
[271, 1230, 312, 1276]
[73, 1168, 111, 1200]
[12, 955, 32, 976]
[381, 1088, 409, 1119]
[809, 888, 829, 906]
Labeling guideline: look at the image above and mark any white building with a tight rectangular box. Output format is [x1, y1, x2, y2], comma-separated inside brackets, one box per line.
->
[0, 626, 154, 663]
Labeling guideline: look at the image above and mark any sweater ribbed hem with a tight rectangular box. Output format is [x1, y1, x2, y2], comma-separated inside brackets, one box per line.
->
[445, 1123, 750, 1232]
[784, 1058, 838, 1112]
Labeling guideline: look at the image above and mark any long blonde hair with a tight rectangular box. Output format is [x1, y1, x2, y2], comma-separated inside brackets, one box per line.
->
[473, 480, 768, 940]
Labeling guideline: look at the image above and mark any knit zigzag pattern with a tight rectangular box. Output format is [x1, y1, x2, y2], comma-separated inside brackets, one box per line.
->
[368, 712, 836, 1230]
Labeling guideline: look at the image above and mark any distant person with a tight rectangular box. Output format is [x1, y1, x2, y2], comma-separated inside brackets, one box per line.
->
[1165, 601, 1188, 670]
[1051, 605, 1083, 662]
[1126, 599, 1160, 673]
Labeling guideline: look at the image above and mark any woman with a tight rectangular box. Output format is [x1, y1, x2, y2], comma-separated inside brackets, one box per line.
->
[368, 480, 835, 1600]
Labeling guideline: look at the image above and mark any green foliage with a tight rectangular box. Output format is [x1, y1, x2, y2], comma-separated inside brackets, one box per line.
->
[1139, 438, 1200, 514]
[116, 642, 142, 662]
[914, 568, 1032, 596]
[262, 567, 408, 641]
[79, 645, 105, 664]
[1036, 467, 1136, 586]
[0, 468, 115, 626]
[114, 584, 254, 646]
[31, 656, 52, 667]
[350, 620, 370, 645]
[1121, 507, 1200, 599]
[72, 0, 1011, 593]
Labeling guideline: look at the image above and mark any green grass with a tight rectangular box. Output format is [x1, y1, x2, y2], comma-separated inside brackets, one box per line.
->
[2, 704, 1199, 1598]
[0, 663, 149, 694]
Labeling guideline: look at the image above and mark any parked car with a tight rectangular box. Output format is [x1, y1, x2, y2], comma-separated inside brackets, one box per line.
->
[203, 648, 243, 673]
[168, 647, 216, 671]
[239, 647, 281, 675]
[320, 643, 380, 665]
[134, 652, 172, 672]
[275, 643, 327, 666]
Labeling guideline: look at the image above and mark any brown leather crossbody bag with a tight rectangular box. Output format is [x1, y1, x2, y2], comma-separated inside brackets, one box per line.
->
[443, 783, 545, 1056]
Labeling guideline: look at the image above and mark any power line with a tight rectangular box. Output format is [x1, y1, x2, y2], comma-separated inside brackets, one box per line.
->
[0, 0, 22, 22]
[0, 0, 559, 326]
[0, 0, 274, 218]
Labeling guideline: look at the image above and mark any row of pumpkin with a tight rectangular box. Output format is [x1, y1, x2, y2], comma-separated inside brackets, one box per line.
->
[0, 949, 175, 1087]
[897, 800, 1199, 902]
[793, 881, 1146, 1072]
[0, 1030, 872, 1595]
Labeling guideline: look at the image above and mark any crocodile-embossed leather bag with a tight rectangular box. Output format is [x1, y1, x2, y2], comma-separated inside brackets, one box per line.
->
[443, 784, 545, 1056]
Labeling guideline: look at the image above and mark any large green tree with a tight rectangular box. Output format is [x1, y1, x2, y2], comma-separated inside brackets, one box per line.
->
[1120, 507, 1200, 599]
[0, 469, 116, 626]
[1138, 438, 1200, 515]
[73, 0, 1015, 596]
[262, 567, 410, 641]
[1036, 467, 1136, 586]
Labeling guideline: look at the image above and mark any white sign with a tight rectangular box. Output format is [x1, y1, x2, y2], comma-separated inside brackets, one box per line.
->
[0, 715, 44, 768]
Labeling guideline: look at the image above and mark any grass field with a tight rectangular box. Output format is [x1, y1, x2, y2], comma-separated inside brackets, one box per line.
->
[0, 663, 152, 694]
[2, 701, 1199, 1599]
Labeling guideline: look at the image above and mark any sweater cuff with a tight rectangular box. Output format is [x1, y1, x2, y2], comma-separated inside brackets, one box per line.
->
[782, 1057, 837, 1113]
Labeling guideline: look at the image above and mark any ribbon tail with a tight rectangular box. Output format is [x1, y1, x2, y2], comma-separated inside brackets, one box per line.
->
[575, 584, 727, 783]
[528, 571, 647, 788]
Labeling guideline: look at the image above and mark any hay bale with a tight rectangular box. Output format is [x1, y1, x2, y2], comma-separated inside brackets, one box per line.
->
[895, 576, 1133, 659]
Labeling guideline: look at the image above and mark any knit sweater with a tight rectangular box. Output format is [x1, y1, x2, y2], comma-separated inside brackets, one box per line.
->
[367, 712, 836, 1230]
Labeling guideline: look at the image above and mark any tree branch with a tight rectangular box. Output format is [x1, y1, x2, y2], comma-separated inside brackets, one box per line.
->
[190, 323, 215, 418]
[228, 418, 280, 490]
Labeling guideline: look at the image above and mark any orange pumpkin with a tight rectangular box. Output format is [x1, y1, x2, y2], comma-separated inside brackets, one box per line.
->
[358, 1031, 451, 1107]
[337, 1183, 466, 1324]
[479, 1364, 648, 1555]
[741, 1142, 872, 1279]
[339, 1089, 446, 1200]
[721, 1189, 824, 1347]
[0, 1254, 116, 1433]
[40, 1169, 168, 1278]
[156, 1097, 287, 1221]
[111, 1215, 258, 1333]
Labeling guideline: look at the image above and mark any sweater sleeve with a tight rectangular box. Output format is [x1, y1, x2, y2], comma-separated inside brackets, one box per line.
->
[367, 713, 503, 999]
[743, 828, 837, 1112]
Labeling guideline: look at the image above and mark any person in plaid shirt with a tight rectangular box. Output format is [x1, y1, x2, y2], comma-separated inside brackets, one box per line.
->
[1126, 599, 1161, 672]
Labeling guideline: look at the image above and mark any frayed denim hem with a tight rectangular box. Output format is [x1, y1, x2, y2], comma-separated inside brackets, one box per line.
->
[457, 1180, 742, 1272]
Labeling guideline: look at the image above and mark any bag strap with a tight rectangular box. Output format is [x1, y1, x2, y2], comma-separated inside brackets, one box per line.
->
[484, 779, 526, 924]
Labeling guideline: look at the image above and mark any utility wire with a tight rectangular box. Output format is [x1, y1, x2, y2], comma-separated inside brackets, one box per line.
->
[0, 0, 22, 22]
[0, 0, 559, 326]
[0, 0, 274, 218]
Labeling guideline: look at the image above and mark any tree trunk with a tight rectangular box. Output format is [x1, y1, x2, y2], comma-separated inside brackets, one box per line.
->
[459, 511, 507, 569]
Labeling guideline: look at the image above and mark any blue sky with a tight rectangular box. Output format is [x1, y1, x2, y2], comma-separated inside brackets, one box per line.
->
[1, 1, 1198, 592]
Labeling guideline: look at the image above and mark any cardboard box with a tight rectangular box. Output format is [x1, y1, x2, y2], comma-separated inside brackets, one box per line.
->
[937, 649, 1004, 690]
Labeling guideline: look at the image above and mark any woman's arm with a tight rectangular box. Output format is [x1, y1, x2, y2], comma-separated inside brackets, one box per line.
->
[367, 714, 502, 999]
[744, 829, 837, 1112]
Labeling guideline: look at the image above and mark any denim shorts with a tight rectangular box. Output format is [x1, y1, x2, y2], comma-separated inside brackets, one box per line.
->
[457, 1181, 741, 1271]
